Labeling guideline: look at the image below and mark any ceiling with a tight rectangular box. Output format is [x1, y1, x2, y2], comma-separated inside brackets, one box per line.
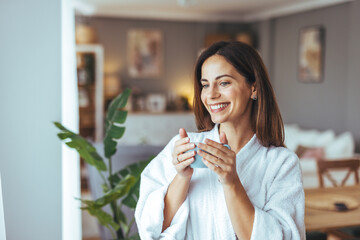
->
[73, 0, 352, 22]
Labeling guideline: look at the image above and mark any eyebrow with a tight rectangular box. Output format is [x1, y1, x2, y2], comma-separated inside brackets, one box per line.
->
[200, 74, 235, 82]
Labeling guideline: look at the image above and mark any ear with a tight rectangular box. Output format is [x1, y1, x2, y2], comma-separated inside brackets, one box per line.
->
[251, 83, 257, 100]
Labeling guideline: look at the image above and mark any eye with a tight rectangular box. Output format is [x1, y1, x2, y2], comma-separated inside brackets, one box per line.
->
[201, 83, 209, 89]
[220, 81, 230, 87]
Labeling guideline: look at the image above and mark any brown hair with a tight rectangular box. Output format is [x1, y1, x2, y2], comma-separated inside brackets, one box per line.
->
[193, 41, 285, 147]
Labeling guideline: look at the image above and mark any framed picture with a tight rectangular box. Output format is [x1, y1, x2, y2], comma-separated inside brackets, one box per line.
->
[127, 29, 163, 78]
[298, 26, 325, 83]
[146, 94, 166, 113]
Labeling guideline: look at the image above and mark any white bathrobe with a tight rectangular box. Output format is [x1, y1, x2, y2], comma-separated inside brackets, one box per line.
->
[135, 125, 305, 240]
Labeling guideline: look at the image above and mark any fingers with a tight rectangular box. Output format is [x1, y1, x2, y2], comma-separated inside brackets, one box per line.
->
[198, 139, 230, 159]
[177, 149, 196, 162]
[173, 156, 194, 178]
[198, 149, 224, 166]
[179, 128, 188, 139]
[176, 157, 195, 169]
[199, 149, 232, 174]
[173, 133, 195, 165]
[172, 144, 195, 165]
[172, 128, 194, 178]
[174, 142, 195, 156]
[175, 136, 190, 147]
[202, 157, 223, 174]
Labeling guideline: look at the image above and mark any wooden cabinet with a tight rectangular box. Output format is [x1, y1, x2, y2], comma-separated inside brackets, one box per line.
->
[76, 44, 104, 142]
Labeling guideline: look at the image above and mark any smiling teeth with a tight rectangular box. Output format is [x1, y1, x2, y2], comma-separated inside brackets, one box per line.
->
[210, 104, 228, 110]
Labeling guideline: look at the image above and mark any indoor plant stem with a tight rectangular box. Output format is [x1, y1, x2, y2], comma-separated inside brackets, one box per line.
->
[108, 157, 125, 239]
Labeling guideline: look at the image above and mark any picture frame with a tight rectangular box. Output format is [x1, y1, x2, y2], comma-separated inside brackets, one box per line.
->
[146, 94, 166, 113]
[127, 29, 163, 78]
[298, 26, 325, 83]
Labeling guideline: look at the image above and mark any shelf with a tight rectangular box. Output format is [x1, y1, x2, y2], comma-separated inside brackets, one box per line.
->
[76, 44, 104, 142]
[128, 111, 193, 116]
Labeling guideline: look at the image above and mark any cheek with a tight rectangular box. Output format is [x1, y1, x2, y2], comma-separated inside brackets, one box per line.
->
[224, 89, 238, 102]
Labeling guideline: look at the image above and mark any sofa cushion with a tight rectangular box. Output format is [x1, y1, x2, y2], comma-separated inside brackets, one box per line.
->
[284, 124, 336, 152]
[324, 132, 355, 159]
[295, 145, 325, 159]
[284, 124, 301, 151]
[284, 124, 355, 160]
[296, 129, 336, 148]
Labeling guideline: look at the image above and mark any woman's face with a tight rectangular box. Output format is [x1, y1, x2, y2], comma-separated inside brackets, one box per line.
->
[200, 54, 256, 126]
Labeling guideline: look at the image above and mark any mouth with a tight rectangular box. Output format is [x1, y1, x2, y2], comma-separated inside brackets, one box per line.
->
[209, 103, 230, 113]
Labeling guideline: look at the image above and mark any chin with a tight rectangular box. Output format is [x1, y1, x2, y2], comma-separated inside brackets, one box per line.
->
[210, 116, 227, 124]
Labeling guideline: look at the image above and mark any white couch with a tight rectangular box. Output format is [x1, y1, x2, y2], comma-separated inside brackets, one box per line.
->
[284, 124, 357, 188]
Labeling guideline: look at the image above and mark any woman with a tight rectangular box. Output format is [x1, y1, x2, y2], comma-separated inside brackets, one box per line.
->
[135, 41, 305, 240]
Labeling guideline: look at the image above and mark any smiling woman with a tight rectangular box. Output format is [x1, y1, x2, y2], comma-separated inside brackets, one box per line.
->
[135, 41, 305, 240]
[199, 55, 255, 135]
[194, 41, 284, 148]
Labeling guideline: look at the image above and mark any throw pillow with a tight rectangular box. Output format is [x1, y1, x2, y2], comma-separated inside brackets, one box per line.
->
[325, 132, 355, 159]
[295, 145, 325, 160]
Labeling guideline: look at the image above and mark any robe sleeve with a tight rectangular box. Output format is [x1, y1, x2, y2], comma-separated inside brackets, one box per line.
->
[135, 135, 190, 240]
[250, 151, 306, 240]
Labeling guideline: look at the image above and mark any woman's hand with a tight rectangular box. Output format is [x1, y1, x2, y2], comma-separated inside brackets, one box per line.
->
[163, 128, 195, 231]
[172, 128, 196, 178]
[198, 132, 238, 185]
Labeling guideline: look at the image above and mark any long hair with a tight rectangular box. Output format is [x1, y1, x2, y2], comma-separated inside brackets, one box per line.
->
[193, 41, 285, 147]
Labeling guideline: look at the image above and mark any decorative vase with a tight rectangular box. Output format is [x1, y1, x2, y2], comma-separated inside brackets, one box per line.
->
[76, 24, 97, 44]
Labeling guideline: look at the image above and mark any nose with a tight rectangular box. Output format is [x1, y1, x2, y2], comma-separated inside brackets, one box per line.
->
[209, 85, 220, 99]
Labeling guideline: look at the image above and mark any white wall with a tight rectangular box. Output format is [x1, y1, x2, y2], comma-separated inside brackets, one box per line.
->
[62, 0, 82, 239]
[0, 0, 62, 239]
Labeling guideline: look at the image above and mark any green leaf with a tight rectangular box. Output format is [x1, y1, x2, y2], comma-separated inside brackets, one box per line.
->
[81, 175, 136, 209]
[102, 183, 109, 193]
[106, 89, 131, 125]
[108, 125, 125, 139]
[57, 132, 72, 140]
[54, 121, 68, 131]
[122, 181, 140, 209]
[110, 157, 153, 209]
[104, 136, 117, 159]
[104, 88, 131, 159]
[53, 122, 107, 172]
[85, 207, 120, 231]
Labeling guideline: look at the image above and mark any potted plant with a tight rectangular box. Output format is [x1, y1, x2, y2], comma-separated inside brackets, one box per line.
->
[54, 88, 151, 240]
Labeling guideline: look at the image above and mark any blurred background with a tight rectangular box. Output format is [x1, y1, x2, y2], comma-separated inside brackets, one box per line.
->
[1, 0, 360, 239]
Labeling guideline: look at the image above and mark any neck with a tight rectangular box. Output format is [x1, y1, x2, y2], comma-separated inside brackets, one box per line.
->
[218, 121, 254, 153]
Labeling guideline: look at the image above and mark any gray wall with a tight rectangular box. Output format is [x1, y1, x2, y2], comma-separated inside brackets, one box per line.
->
[346, 0, 360, 152]
[85, 5, 360, 152]
[83, 17, 255, 96]
[261, 2, 360, 151]
[0, 0, 62, 239]
[273, 4, 349, 130]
